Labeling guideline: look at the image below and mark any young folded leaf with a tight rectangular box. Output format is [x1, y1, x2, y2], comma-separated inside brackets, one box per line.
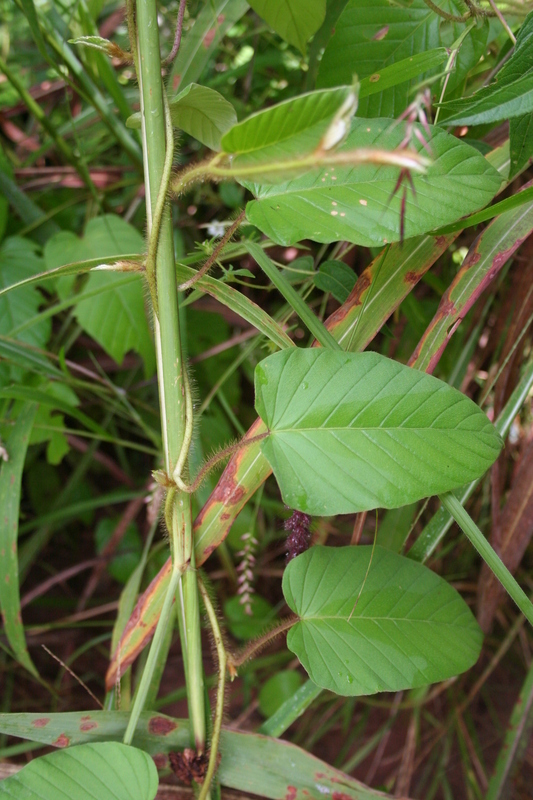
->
[283, 546, 483, 696]
[255, 349, 502, 515]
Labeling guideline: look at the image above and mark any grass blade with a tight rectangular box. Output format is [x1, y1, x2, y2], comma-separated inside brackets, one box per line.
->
[0, 402, 38, 676]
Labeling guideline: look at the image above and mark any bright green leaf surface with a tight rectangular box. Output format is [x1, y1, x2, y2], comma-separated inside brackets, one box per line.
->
[44, 216, 155, 376]
[0, 742, 158, 799]
[0, 402, 38, 676]
[128, 84, 237, 151]
[0, 237, 50, 351]
[283, 545, 483, 695]
[317, 0, 440, 117]
[221, 87, 354, 175]
[245, 119, 502, 246]
[248, 0, 325, 53]
[259, 671, 304, 717]
[438, 11, 533, 125]
[255, 349, 502, 515]
[358, 48, 447, 102]
[169, 83, 237, 150]
[313, 260, 356, 303]
[510, 113, 533, 179]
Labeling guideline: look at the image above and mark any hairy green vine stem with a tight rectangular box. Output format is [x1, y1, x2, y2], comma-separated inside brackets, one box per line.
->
[177, 210, 246, 291]
[162, 0, 188, 66]
[130, 0, 208, 768]
[144, 91, 175, 314]
[171, 148, 430, 199]
[228, 616, 298, 674]
[197, 577, 226, 800]
[422, 0, 496, 21]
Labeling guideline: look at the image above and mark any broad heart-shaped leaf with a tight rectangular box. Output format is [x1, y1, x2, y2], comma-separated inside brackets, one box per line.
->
[128, 84, 237, 151]
[44, 215, 155, 377]
[248, 0, 325, 54]
[316, 0, 440, 118]
[0, 742, 158, 799]
[255, 349, 502, 515]
[221, 86, 355, 178]
[438, 10, 533, 125]
[283, 545, 483, 696]
[245, 118, 502, 247]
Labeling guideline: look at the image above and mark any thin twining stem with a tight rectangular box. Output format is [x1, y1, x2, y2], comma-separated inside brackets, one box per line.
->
[422, 0, 496, 21]
[228, 616, 298, 673]
[145, 91, 175, 312]
[167, 431, 269, 495]
[177, 210, 246, 291]
[162, 0, 188, 66]
[197, 577, 226, 800]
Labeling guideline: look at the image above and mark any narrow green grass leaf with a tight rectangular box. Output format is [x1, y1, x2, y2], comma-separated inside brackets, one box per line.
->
[486, 656, 533, 799]
[259, 680, 321, 737]
[438, 11, 533, 125]
[19, 0, 49, 62]
[0, 742, 158, 799]
[0, 402, 38, 676]
[283, 546, 483, 695]
[246, 119, 502, 246]
[168, 0, 249, 91]
[358, 48, 448, 101]
[246, 243, 341, 350]
[175, 263, 293, 350]
[247, 0, 325, 53]
[0, 712, 395, 800]
[410, 189, 533, 373]
[255, 349, 502, 515]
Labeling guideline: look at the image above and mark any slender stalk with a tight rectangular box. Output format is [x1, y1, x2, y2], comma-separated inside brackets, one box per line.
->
[197, 578, 226, 800]
[439, 492, 533, 627]
[133, 0, 207, 760]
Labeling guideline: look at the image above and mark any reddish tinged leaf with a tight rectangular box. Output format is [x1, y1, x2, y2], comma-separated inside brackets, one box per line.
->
[409, 183, 533, 373]
[478, 438, 533, 632]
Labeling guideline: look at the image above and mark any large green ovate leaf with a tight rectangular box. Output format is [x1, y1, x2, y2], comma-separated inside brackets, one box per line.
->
[221, 87, 355, 177]
[255, 349, 502, 515]
[316, 0, 440, 118]
[0, 742, 158, 799]
[283, 546, 483, 695]
[248, 0, 325, 53]
[245, 118, 502, 246]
